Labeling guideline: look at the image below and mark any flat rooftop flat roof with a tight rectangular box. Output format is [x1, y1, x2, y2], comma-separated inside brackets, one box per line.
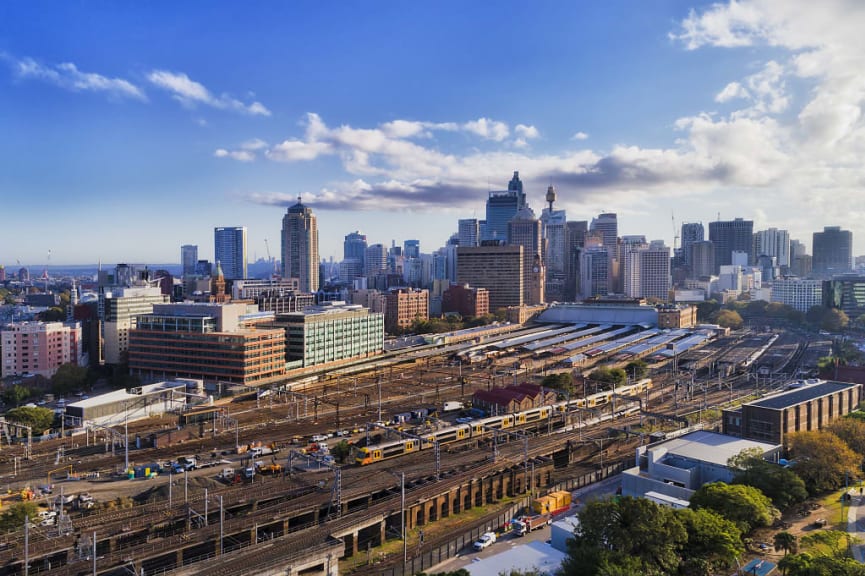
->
[749, 380, 859, 410]
[653, 430, 779, 467]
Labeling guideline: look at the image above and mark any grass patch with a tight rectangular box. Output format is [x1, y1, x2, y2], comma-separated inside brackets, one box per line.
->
[818, 489, 849, 531]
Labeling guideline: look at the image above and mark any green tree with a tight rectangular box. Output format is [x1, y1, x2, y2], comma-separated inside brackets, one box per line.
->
[540, 373, 575, 395]
[827, 418, 865, 459]
[676, 507, 744, 575]
[774, 531, 798, 557]
[729, 451, 807, 510]
[689, 482, 779, 534]
[823, 309, 849, 332]
[1, 384, 32, 407]
[51, 363, 88, 396]
[329, 440, 352, 464]
[0, 502, 40, 531]
[37, 306, 65, 322]
[714, 309, 744, 329]
[587, 367, 627, 388]
[624, 360, 648, 380]
[788, 430, 861, 494]
[806, 305, 829, 327]
[696, 300, 721, 322]
[561, 496, 687, 576]
[5, 406, 56, 433]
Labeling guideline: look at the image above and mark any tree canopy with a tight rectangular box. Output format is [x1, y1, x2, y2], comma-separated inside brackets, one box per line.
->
[587, 367, 626, 389]
[51, 363, 89, 395]
[0, 384, 32, 407]
[729, 451, 808, 510]
[788, 430, 861, 494]
[827, 418, 865, 460]
[714, 309, 744, 329]
[689, 482, 779, 534]
[5, 406, 55, 433]
[540, 373, 575, 395]
[0, 502, 40, 531]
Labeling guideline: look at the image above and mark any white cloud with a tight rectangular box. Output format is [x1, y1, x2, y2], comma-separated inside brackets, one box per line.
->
[571, 132, 589, 140]
[462, 118, 510, 141]
[147, 70, 270, 116]
[214, 148, 255, 162]
[515, 124, 540, 139]
[7, 56, 145, 100]
[715, 81, 749, 102]
[241, 138, 268, 151]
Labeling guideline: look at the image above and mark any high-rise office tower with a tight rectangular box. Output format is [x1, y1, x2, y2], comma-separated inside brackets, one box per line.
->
[365, 244, 388, 278]
[590, 212, 620, 292]
[790, 239, 812, 277]
[343, 231, 367, 263]
[484, 171, 527, 242]
[456, 245, 523, 310]
[708, 218, 753, 273]
[214, 226, 248, 280]
[642, 241, 671, 301]
[621, 237, 648, 298]
[580, 246, 610, 299]
[753, 228, 790, 268]
[563, 221, 589, 302]
[281, 197, 320, 293]
[691, 240, 715, 278]
[812, 226, 853, 276]
[680, 222, 704, 268]
[458, 219, 480, 247]
[181, 245, 198, 277]
[508, 207, 545, 305]
[404, 239, 420, 259]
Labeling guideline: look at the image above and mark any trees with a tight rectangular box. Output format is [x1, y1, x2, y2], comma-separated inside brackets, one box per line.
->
[587, 367, 626, 389]
[827, 418, 865, 460]
[823, 309, 849, 332]
[0, 502, 40, 531]
[788, 430, 861, 494]
[714, 309, 743, 329]
[689, 482, 779, 534]
[729, 450, 807, 510]
[774, 531, 798, 557]
[623, 360, 648, 380]
[329, 440, 352, 464]
[5, 406, 56, 433]
[51, 363, 88, 395]
[1, 384, 32, 407]
[540, 373, 575, 395]
[561, 497, 687, 576]
[676, 507, 744, 576]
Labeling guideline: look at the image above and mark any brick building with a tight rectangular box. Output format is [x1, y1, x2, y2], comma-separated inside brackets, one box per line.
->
[442, 284, 489, 318]
[384, 288, 428, 334]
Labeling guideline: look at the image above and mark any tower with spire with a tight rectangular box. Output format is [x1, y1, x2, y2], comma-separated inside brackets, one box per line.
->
[210, 261, 230, 303]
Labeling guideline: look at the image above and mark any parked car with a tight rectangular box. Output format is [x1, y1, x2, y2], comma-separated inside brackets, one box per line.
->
[473, 532, 497, 551]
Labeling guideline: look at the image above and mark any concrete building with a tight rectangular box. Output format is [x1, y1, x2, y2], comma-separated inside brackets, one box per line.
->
[456, 245, 523, 311]
[722, 380, 862, 444]
[128, 302, 285, 385]
[563, 221, 588, 302]
[214, 226, 248, 280]
[273, 301, 383, 368]
[458, 219, 480, 248]
[1, 321, 83, 378]
[822, 276, 865, 319]
[657, 305, 698, 329]
[65, 379, 198, 427]
[709, 218, 753, 273]
[621, 430, 781, 502]
[384, 288, 429, 334]
[281, 198, 320, 293]
[813, 226, 853, 277]
[103, 286, 169, 365]
[442, 284, 490, 318]
[508, 207, 546, 305]
[181, 244, 198, 277]
[623, 239, 670, 301]
[690, 240, 715, 279]
[754, 228, 791, 268]
[484, 171, 526, 242]
[771, 278, 823, 312]
[364, 244, 388, 279]
[580, 246, 610, 299]
[680, 222, 705, 271]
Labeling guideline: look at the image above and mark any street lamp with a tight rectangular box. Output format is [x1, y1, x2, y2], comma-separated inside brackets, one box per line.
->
[389, 471, 407, 570]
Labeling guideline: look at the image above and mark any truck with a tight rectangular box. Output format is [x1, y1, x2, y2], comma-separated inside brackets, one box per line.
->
[531, 490, 572, 517]
[443, 401, 464, 413]
[513, 512, 551, 536]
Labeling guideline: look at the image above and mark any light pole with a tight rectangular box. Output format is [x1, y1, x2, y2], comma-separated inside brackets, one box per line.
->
[389, 470, 407, 570]
[124, 402, 129, 472]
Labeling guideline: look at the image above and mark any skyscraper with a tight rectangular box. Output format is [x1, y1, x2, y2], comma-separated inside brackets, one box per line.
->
[457, 219, 480, 247]
[343, 231, 367, 262]
[404, 239, 420, 259]
[812, 226, 853, 277]
[181, 245, 198, 277]
[690, 240, 715, 278]
[708, 218, 753, 273]
[365, 244, 388, 278]
[753, 228, 790, 268]
[680, 222, 704, 269]
[484, 171, 527, 242]
[214, 226, 248, 280]
[508, 207, 545, 305]
[281, 198, 320, 293]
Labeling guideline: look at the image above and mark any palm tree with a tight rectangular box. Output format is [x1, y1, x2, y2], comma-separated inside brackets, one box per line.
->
[774, 531, 798, 557]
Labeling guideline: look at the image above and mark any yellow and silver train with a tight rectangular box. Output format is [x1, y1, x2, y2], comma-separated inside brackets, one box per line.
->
[356, 379, 652, 465]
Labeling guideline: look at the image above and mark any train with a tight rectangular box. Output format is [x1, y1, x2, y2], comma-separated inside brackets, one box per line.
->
[355, 379, 652, 465]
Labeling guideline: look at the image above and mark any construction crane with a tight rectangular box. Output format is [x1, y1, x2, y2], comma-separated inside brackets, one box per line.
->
[263, 238, 279, 279]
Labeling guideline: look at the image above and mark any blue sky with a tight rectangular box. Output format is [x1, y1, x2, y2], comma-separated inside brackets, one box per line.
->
[2, 1, 864, 266]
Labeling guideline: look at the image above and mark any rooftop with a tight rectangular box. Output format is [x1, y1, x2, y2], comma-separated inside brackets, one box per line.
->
[68, 380, 189, 409]
[652, 430, 778, 467]
[749, 380, 859, 410]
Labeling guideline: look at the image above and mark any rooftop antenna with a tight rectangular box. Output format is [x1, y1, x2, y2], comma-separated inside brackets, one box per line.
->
[672, 212, 679, 252]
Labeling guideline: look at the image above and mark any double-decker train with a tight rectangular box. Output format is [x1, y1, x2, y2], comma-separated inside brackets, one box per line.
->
[355, 379, 652, 465]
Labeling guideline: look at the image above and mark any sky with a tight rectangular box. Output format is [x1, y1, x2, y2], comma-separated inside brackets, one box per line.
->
[2, 1, 865, 267]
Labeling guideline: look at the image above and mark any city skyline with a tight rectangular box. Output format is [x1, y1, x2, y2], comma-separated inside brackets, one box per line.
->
[3, 1, 865, 265]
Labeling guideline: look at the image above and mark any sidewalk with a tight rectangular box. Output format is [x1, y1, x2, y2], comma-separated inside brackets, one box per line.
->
[846, 492, 865, 562]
